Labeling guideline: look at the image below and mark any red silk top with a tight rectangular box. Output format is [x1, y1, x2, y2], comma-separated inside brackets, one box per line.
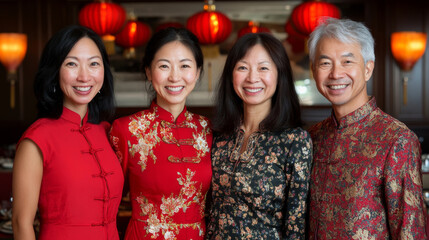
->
[19, 107, 124, 240]
[109, 102, 212, 240]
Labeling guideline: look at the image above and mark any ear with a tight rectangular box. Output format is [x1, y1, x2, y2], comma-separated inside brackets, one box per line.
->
[195, 68, 201, 81]
[145, 67, 151, 81]
[364, 60, 375, 82]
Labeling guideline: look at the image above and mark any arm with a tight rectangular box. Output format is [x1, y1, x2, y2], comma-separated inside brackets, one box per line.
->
[283, 130, 313, 240]
[12, 139, 43, 240]
[384, 131, 427, 239]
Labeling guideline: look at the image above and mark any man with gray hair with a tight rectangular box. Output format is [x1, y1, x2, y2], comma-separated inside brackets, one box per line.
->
[307, 18, 427, 239]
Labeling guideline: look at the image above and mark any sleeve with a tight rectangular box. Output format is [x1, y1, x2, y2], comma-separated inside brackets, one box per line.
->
[17, 121, 50, 167]
[109, 118, 130, 176]
[283, 129, 313, 240]
[384, 130, 427, 240]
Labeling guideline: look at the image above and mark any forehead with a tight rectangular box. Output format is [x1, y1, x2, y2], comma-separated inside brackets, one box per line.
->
[155, 41, 194, 58]
[316, 37, 362, 58]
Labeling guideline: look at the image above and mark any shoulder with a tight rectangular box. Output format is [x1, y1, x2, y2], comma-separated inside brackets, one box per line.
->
[308, 117, 331, 139]
[18, 118, 61, 151]
[112, 110, 148, 127]
[22, 118, 59, 138]
[279, 127, 312, 143]
[371, 109, 418, 142]
[186, 111, 212, 129]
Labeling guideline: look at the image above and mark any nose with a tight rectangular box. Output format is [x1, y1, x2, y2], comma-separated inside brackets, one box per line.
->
[77, 65, 90, 82]
[168, 67, 180, 82]
[246, 68, 259, 83]
[329, 64, 345, 79]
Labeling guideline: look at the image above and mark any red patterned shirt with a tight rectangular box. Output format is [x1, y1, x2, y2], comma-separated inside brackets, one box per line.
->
[308, 97, 427, 240]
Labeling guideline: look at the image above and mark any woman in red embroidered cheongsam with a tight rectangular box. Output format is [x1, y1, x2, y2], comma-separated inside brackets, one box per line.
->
[12, 25, 124, 240]
[109, 27, 212, 240]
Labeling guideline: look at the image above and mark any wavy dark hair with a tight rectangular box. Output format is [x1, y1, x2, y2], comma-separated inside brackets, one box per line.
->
[141, 27, 204, 98]
[34, 25, 115, 123]
[212, 33, 303, 134]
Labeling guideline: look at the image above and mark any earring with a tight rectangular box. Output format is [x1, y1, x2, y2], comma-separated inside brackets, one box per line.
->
[53, 87, 56, 93]
[98, 90, 101, 94]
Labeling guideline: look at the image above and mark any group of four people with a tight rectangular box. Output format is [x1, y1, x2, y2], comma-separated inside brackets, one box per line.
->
[11, 17, 427, 240]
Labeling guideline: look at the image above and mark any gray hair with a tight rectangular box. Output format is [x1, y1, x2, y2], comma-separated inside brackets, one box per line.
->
[308, 18, 375, 64]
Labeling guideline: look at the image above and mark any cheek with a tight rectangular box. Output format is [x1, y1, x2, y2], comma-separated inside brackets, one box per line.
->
[149, 70, 166, 86]
[184, 70, 199, 83]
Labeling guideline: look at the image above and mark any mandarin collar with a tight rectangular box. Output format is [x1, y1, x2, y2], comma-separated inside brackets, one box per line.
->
[150, 101, 187, 123]
[61, 106, 88, 126]
[331, 97, 377, 129]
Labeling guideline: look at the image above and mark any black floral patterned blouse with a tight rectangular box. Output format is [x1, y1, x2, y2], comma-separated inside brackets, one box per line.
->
[206, 127, 312, 240]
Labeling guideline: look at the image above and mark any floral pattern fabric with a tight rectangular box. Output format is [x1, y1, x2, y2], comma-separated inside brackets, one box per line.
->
[206, 127, 312, 240]
[308, 97, 427, 240]
[109, 102, 212, 240]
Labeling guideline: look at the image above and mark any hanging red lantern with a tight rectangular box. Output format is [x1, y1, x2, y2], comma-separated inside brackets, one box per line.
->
[290, 0, 340, 36]
[78, 1, 126, 39]
[115, 19, 151, 58]
[186, 0, 232, 45]
[156, 22, 185, 32]
[284, 20, 306, 54]
[115, 20, 151, 49]
[285, 20, 307, 40]
[237, 21, 271, 39]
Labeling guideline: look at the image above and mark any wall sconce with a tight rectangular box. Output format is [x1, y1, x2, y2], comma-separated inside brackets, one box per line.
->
[0, 33, 28, 109]
[391, 31, 427, 105]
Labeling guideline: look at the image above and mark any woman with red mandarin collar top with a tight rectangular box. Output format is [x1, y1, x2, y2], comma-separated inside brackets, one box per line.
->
[12, 25, 124, 240]
[109, 27, 212, 240]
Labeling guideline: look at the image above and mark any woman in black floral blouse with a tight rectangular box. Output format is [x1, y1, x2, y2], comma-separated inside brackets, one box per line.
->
[206, 33, 312, 240]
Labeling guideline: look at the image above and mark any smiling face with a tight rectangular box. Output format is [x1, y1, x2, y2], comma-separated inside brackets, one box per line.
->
[232, 44, 278, 111]
[145, 41, 200, 113]
[60, 37, 104, 116]
[312, 37, 374, 119]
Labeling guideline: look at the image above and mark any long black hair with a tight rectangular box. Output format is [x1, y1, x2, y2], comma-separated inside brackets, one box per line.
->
[34, 25, 115, 123]
[212, 33, 303, 134]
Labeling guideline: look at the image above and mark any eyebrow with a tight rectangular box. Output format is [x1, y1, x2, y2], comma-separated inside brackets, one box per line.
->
[156, 58, 193, 63]
[65, 56, 102, 60]
[237, 60, 271, 65]
[341, 52, 356, 58]
[318, 53, 356, 60]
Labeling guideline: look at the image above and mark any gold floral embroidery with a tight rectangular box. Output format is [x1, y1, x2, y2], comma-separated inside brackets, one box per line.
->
[136, 169, 205, 239]
[110, 135, 123, 163]
[128, 109, 161, 172]
[128, 107, 211, 171]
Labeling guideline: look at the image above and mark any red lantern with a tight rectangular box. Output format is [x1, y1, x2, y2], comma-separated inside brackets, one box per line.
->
[156, 22, 185, 32]
[78, 1, 126, 38]
[284, 20, 306, 54]
[115, 20, 151, 49]
[290, 0, 340, 36]
[237, 21, 271, 39]
[285, 20, 307, 40]
[187, 1, 232, 45]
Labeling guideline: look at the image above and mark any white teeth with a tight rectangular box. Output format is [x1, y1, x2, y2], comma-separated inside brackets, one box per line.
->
[245, 88, 262, 93]
[75, 86, 91, 91]
[166, 86, 184, 92]
[329, 85, 347, 90]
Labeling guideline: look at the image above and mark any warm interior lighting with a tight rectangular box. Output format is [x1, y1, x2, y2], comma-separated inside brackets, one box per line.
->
[0, 33, 28, 109]
[391, 31, 427, 105]
[391, 32, 427, 71]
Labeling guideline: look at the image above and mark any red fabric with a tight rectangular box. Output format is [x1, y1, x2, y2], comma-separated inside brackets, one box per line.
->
[109, 102, 212, 240]
[19, 107, 124, 240]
